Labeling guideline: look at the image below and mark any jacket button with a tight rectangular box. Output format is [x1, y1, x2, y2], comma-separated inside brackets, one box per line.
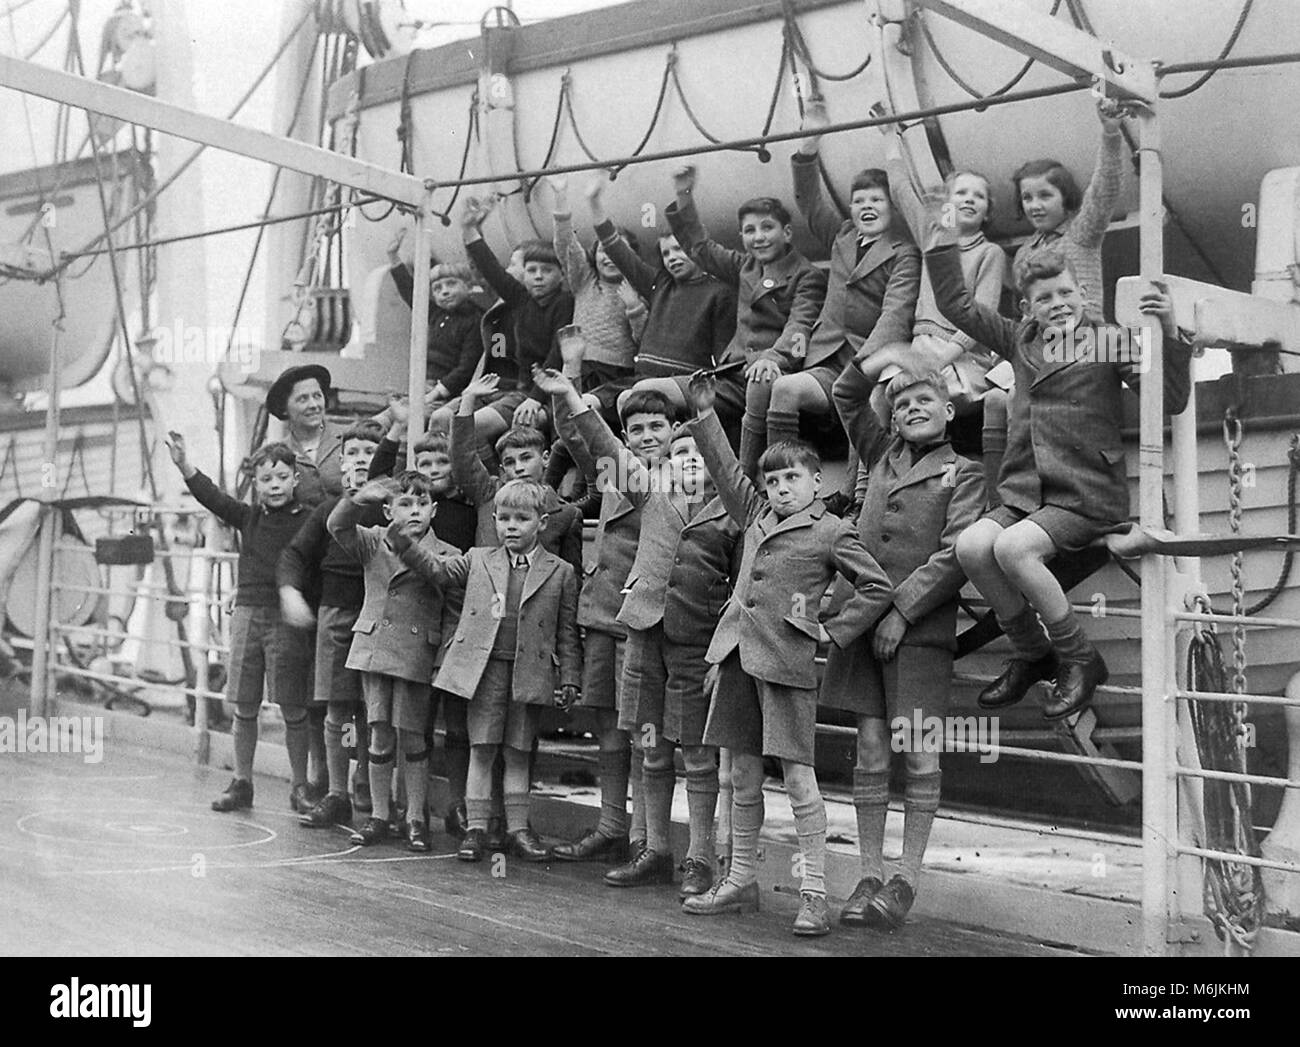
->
[881, 534, 891, 543]
[410, 626, 419, 635]
[746, 599, 755, 607]
[887, 502, 900, 513]
[381, 618, 391, 626]
[674, 557, 681, 565]
[752, 571, 763, 581]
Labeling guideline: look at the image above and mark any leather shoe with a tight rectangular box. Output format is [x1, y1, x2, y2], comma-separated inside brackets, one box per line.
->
[629, 837, 647, 862]
[509, 827, 552, 862]
[1043, 648, 1108, 720]
[407, 819, 432, 852]
[300, 792, 352, 828]
[793, 892, 831, 937]
[458, 827, 487, 862]
[839, 875, 884, 926]
[351, 780, 372, 813]
[485, 816, 508, 854]
[211, 778, 253, 813]
[977, 652, 1059, 709]
[605, 847, 674, 887]
[443, 801, 468, 840]
[289, 783, 316, 813]
[305, 778, 328, 805]
[682, 878, 760, 916]
[679, 856, 714, 898]
[866, 875, 915, 931]
[349, 816, 391, 847]
[553, 829, 630, 863]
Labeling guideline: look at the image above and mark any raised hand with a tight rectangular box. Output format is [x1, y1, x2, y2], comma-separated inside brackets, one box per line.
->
[531, 367, 574, 398]
[165, 430, 188, 470]
[584, 175, 609, 205]
[557, 324, 587, 369]
[688, 370, 717, 414]
[459, 195, 494, 233]
[387, 394, 410, 426]
[462, 373, 500, 404]
[353, 476, 401, 506]
[672, 164, 697, 197]
[800, 96, 831, 154]
[513, 397, 545, 429]
[547, 174, 569, 206]
[614, 278, 643, 311]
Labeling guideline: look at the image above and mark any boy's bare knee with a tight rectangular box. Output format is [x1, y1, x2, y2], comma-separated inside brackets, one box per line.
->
[642, 740, 674, 771]
[781, 761, 821, 804]
[855, 717, 892, 773]
[681, 745, 715, 773]
[904, 749, 941, 777]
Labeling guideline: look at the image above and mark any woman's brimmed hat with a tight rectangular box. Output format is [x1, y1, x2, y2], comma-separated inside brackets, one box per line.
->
[266, 364, 332, 420]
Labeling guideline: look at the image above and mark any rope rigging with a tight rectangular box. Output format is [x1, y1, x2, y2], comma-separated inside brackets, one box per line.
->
[915, 0, 1061, 101]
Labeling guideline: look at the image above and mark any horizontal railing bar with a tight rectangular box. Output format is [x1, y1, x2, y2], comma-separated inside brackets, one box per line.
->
[1173, 844, 1300, 875]
[1174, 765, 1300, 790]
[51, 622, 230, 656]
[55, 542, 238, 561]
[1175, 610, 1300, 629]
[1177, 689, 1300, 708]
[52, 583, 209, 600]
[54, 663, 230, 704]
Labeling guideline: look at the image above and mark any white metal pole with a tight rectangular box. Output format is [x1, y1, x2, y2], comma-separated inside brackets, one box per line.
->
[29, 321, 63, 719]
[1137, 102, 1171, 956]
[406, 198, 434, 466]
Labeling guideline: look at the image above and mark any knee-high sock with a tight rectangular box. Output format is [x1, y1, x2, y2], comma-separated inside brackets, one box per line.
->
[282, 709, 309, 788]
[996, 603, 1052, 661]
[727, 793, 764, 888]
[353, 720, 369, 784]
[684, 761, 719, 863]
[403, 744, 430, 825]
[476, 436, 500, 478]
[791, 795, 828, 897]
[901, 770, 942, 888]
[716, 751, 733, 861]
[489, 750, 506, 822]
[1044, 611, 1094, 662]
[738, 418, 766, 483]
[393, 749, 408, 811]
[503, 746, 532, 833]
[324, 712, 350, 797]
[595, 746, 631, 837]
[367, 749, 395, 820]
[765, 406, 801, 448]
[629, 744, 647, 843]
[853, 768, 891, 881]
[444, 731, 470, 807]
[642, 754, 676, 854]
[307, 704, 327, 786]
[465, 746, 495, 830]
[232, 706, 259, 782]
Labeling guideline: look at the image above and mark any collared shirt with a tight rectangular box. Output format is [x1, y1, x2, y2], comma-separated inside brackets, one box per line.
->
[283, 421, 344, 507]
[856, 236, 878, 267]
[509, 546, 539, 570]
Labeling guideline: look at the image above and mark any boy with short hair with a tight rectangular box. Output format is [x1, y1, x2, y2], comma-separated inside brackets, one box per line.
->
[389, 252, 485, 406]
[534, 366, 742, 896]
[166, 436, 315, 813]
[666, 164, 828, 467]
[392, 480, 582, 862]
[682, 375, 893, 936]
[549, 376, 675, 866]
[828, 353, 985, 930]
[328, 472, 460, 851]
[931, 242, 1192, 719]
[278, 419, 387, 826]
[462, 196, 575, 431]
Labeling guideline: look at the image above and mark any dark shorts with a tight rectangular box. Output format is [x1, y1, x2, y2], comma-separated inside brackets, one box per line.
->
[703, 653, 819, 765]
[467, 658, 542, 749]
[483, 388, 528, 426]
[580, 628, 626, 717]
[313, 605, 363, 707]
[855, 643, 954, 722]
[621, 625, 712, 747]
[802, 361, 842, 404]
[437, 689, 468, 740]
[985, 503, 1127, 553]
[362, 672, 432, 734]
[225, 604, 313, 709]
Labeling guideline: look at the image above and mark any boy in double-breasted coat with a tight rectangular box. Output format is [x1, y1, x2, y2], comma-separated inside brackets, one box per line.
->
[682, 376, 892, 937]
[328, 472, 460, 852]
[393, 480, 581, 864]
[828, 353, 985, 931]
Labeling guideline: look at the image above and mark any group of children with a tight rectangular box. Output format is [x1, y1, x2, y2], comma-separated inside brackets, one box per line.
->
[169, 92, 1195, 939]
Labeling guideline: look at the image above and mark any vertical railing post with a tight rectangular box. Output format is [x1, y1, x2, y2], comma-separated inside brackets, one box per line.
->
[30, 322, 63, 719]
[1136, 99, 1172, 956]
[406, 192, 435, 466]
[192, 513, 218, 766]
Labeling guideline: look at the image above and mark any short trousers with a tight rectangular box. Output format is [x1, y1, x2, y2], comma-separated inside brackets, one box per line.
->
[483, 388, 528, 426]
[467, 657, 542, 749]
[855, 643, 954, 722]
[703, 653, 819, 765]
[361, 672, 432, 735]
[313, 604, 363, 706]
[985, 503, 1127, 553]
[621, 624, 712, 747]
[579, 628, 626, 717]
[225, 604, 313, 709]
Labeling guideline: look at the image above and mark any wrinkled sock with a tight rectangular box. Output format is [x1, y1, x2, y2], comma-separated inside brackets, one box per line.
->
[465, 748, 494, 831]
[629, 744, 647, 844]
[445, 732, 470, 806]
[282, 709, 309, 787]
[503, 746, 532, 833]
[307, 704, 327, 786]
[403, 745, 430, 825]
[791, 796, 828, 897]
[738, 419, 766, 483]
[368, 750, 395, 821]
[765, 406, 801, 448]
[727, 795, 764, 888]
[354, 720, 369, 784]
[1044, 611, 1094, 662]
[996, 603, 1052, 661]
[504, 793, 531, 834]
[232, 707, 258, 782]
[684, 762, 719, 864]
[642, 757, 676, 854]
[595, 746, 631, 838]
[853, 768, 891, 881]
[324, 715, 350, 797]
[465, 798, 492, 832]
[901, 770, 942, 889]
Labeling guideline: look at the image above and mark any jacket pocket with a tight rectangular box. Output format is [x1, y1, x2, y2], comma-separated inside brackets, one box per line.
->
[1099, 447, 1125, 466]
[783, 614, 823, 641]
[352, 617, 377, 635]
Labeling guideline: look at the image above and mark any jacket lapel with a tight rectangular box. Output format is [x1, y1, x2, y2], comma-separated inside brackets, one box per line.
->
[847, 235, 895, 284]
[521, 551, 558, 605]
[750, 249, 803, 305]
[889, 445, 956, 493]
[484, 546, 510, 599]
[758, 499, 823, 545]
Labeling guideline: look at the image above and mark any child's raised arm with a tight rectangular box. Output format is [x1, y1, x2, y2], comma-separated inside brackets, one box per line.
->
[664, 166, 746, 286]
[686, 375, 764, 528]
[854, 244, 920, 361]
[927, 243, 1019, 361]
[791, 98, 844, 251]
[589, 177, 658, 300]
[830, 359, 893, 469]
[550, 176, 593, 295]
[327, 481, 395, 560]
[462, 196, 530, 310]
[1071, 99, 1128, 251]
[389, 528, 471, 590]
[451, 376, 502, 507]
[169, 432, 251, 530]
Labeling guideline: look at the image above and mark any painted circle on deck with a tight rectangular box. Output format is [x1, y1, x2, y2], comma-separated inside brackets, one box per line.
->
[17, 808, 276, 851]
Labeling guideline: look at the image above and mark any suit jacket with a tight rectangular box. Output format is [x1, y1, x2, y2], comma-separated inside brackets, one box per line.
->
[395, 542, 582, 706]
[689, 409, 893, 688]
[929, 244, 1193, 525]
[553, 396, 642, 636]
[449, 412, 585, 576]
[327, 497, 458, 684]
[792, 153, 920, 367]
[284, 420, 346, 508]
[828, 364, 985, 657]
[566, 405, 743, 641]
[666, 194, 827, 370]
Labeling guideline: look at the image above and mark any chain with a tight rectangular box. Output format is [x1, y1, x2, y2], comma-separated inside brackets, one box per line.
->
[1222, 408, 1249, 697]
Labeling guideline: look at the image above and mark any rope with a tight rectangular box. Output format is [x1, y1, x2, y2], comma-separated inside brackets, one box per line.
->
[779, 0, 870, 82]
[917, 0, 1062, 101]
[1158, 0, 1255, 99]
[1186, 616, 1263, 952]
[14, 4, 67, 60]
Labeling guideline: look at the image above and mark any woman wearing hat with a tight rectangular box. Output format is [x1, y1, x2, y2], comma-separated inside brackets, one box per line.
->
[266, 364, 344, 507]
